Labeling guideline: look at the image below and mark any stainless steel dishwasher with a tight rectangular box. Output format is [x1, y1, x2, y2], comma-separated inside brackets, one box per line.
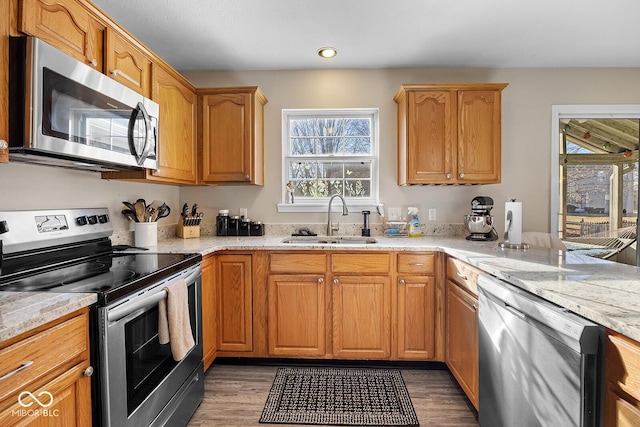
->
[477, 275, 602, 427]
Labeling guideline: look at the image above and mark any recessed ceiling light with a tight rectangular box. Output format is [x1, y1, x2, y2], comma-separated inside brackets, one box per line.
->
[318, 47, 338, 59]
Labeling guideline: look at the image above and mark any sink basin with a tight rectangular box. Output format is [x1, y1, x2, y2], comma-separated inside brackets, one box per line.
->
[281, 236, 378, 245]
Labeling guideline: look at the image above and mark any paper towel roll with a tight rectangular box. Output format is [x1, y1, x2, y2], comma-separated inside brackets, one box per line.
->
[505, 201, 522, 244]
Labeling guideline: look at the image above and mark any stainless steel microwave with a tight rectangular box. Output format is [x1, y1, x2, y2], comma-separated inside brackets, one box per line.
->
[9, 37, 159, 172]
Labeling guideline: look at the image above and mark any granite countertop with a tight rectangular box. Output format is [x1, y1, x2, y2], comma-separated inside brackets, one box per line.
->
[0, 292, 97, 342]
[152, 234, 640, 343]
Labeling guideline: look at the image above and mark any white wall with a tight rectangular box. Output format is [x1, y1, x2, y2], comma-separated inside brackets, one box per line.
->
[3, 67, 640, 235]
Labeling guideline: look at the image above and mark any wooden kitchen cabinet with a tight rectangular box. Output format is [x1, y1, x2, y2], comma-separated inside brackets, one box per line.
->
[201, 255, 217, 370]
[1, 0, 8, 163]
[19, 0, 105, 71]
[394, 83, 507, 185]
[604, 330, 640, 426]
[102, 64, 198, 184]
[105, 27, 152, 97]
[331, 253, 392, 359]
[198, 87, 267, 185]
[445, 256, 480, 409]
[216, 254, 253, 352]
[396, 253, 436, 360]
[0, 309, 92, 426]
[267, 253, 328, 357]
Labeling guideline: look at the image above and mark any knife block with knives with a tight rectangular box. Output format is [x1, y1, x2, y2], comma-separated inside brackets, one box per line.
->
[177, 203, 202, 239]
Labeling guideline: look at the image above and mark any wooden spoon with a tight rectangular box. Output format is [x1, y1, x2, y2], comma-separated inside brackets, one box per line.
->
[134, 200, 146, 222]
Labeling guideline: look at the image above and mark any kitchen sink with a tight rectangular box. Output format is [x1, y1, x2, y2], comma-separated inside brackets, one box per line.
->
[281, 236, 378, 245]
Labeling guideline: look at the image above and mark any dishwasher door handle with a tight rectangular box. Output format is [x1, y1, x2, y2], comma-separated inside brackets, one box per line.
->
[503, 303, 526, 320]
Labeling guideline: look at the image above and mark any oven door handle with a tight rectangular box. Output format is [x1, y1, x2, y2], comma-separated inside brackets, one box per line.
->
[107, 289, 167, 322]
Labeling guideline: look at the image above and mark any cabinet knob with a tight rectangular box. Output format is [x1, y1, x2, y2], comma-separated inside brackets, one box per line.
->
[459, 173, 465, 179]
[333, 278, 339, 285]
[318, 278, 324, 284]
[89, 58, 98, 67]
[446, 173, 452, 179]
[83, 366, 94, 377]
[0, 140, 7, 150]
[111, 69, 119, 77]
[456, 272, 468, 280]
[399, 279, 405, 285]
[472, 304, 478, 312]
[244, 175, 250, 181]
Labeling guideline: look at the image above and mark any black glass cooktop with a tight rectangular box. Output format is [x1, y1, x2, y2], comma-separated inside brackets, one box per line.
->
[0, 252, 201, 305]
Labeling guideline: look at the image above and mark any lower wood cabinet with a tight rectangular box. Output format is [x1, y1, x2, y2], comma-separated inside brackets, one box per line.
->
[216, 254, 253, 353]
[201, 255, 217, 370]
[0, 309, 92, 426]
[445, 256, 480, 410]
[396, 253, 436, 360]
[604, 330, 640, 426]
[332, 274, 391, 359]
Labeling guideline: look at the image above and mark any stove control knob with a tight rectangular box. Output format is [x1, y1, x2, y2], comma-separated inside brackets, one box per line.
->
[98, 214, 109, 224]
[76, 216, 88, 226]
[87, 215, 98, 225]
[0, 220, 9, 234]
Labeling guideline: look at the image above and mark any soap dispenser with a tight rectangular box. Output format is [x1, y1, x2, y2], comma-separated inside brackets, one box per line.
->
[361, 210, 371, 237]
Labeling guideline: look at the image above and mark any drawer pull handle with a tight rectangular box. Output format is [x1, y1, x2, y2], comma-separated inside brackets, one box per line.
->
[408, 263, 425, 266]
[457, 272, 468, 280]
[0, 361, 34, 381]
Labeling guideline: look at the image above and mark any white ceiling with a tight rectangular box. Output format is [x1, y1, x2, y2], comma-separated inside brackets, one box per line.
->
[91, 0, 640, 72]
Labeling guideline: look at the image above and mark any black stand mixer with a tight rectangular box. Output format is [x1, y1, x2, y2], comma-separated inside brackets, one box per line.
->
[464, 196, 498, 241]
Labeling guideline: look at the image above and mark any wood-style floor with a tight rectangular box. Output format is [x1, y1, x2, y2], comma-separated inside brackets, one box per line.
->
[187, 363, 479, 426]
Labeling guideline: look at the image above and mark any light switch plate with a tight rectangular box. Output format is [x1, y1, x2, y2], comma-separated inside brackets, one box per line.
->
[429, 209, 437, 221]
[388, 207, 402, 221]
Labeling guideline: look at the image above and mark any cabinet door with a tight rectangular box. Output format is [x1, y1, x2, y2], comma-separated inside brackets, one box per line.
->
[201, 257, 216, 370]
[20, 0, 104, 70]
[457, 90, 501, 183]
[406, 91, 456, 184]
[151, 65, 197, 183]
[397, 275, 436, 360]
[105, 28, 152, 97]
[268, 274, 326, 357]
[217, 255, 253, 352]
[0, 363, 92, 426]
[332, 275, 391, 359]
[199, 88, 266, 185]
[604, 387, 640, 427]
[445, 279, 479, 409]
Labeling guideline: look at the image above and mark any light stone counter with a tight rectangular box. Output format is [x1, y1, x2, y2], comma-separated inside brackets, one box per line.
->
[0, 292, 97, 342]
[152, 234, 640, 343]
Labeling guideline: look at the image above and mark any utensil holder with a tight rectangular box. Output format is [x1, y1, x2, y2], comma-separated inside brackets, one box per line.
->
[135, 222, 158, 247]
[177, 218, 200, 239]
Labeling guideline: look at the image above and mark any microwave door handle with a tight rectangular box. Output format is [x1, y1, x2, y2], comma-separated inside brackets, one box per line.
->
[128, 102, 153, 166]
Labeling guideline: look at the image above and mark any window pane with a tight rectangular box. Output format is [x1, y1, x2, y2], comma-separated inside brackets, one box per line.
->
[319, 161, 343, 179]
[344, 161, 371, 179]
[344, 179, 371, 198]
[291, 138, 317, 155]
[290, 161, 317, 179]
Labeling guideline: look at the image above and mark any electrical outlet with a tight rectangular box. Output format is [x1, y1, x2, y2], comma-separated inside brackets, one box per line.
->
[388, 207, 402, 221]
[429, 208, 437, 221]
[239, 208, 248, 218]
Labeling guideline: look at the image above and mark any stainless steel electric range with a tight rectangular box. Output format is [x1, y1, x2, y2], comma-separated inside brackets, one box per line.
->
[0, 207, 204, 427]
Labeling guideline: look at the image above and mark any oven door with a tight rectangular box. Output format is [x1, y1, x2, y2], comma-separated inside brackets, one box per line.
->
[100, 264, 203, 427]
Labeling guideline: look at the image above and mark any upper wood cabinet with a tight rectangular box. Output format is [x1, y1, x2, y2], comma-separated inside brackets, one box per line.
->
[198, 87, 267, 185]
[394, 83, 507, 185]
[105, 27, 152, 97]
[19, 0, 105, 71]
[101, 64, 198, 184]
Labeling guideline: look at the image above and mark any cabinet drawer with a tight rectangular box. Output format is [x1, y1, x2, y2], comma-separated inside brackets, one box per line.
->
[331, 253, 390, 273]
[270, 253, 327, 273]
[397, 253, 434, 274]
[606, 331, 640, 401]
[446, 257, 480, 296]
[0, 313, 88, 402]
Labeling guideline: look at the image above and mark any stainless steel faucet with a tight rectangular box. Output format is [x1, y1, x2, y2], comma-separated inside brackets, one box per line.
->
[327, 194, 349, 236]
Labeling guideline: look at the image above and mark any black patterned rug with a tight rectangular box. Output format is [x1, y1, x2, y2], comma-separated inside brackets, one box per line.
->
[259, 367, 419, 426]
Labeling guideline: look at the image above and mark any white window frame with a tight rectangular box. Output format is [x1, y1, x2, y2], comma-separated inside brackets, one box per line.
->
[278, 108, 380, 213]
